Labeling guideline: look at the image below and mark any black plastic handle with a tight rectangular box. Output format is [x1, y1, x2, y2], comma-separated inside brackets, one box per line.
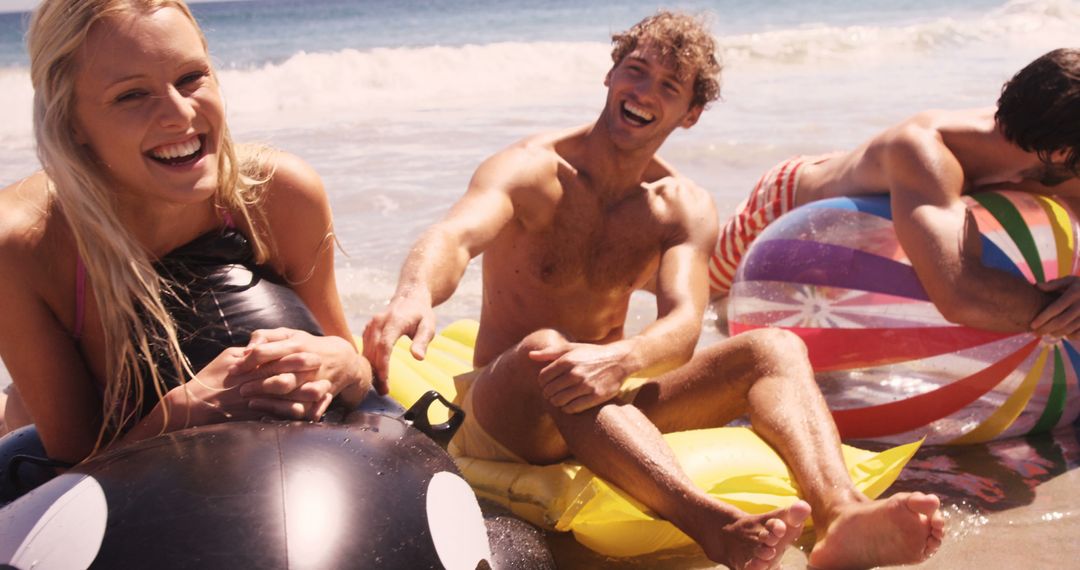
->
[7, 454, 73, 492]
[403, 390, 465, 448]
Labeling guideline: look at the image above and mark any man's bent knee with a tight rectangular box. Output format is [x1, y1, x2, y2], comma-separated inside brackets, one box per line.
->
[715, 327, 812, 375]
[517, 328, 570, 355]
[481, 329, 571, 398]
[746, 327, 808, 362]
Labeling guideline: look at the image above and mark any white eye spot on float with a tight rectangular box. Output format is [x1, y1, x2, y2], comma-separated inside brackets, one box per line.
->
[0, 474, 108, 569]
[426, 471, 492, 570]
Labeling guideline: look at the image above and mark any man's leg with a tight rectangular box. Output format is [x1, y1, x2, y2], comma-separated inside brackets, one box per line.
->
[468, 329, 810, 570]
[634, 327, 945, 569]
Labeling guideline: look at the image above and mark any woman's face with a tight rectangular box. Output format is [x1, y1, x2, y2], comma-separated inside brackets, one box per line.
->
[71, 6, 225, 207]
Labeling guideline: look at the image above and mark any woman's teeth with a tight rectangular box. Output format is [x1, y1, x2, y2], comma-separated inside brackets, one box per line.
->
[149, 137, 202, 163]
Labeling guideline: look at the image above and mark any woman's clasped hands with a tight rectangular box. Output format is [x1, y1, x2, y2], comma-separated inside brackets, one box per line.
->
[176, 328, 369, 426]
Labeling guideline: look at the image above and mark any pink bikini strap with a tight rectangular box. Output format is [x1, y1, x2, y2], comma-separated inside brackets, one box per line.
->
[72, 211, 233, 340]
[74, 257, 86, 339]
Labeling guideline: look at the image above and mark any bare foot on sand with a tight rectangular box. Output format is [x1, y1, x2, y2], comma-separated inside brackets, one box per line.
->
[699, 500, 811, 570]
[809, 492, 945, 569]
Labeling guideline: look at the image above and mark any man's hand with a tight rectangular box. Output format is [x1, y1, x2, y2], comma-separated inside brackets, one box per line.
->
[1032, 276, 1080, 339]
[529, 342, 632, 414]
[362, 294, 437, 394]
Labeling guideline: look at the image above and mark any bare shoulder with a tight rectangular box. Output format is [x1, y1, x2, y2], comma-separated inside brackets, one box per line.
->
[248, 150, 334, 274]
[476, 129, 571, 193]
[261, 149, 327, 210]
[645, 160, 716, 219]
[256, 149, 332, 237]
[873, 111, 947, 153]
[870, 112, 962, 177]
[468, 130, 578, 223]
[0, 172, 53, 258]
[874, 108, 991, 158]
[0, 172, 65, 318]
[647, 170, 719, 249]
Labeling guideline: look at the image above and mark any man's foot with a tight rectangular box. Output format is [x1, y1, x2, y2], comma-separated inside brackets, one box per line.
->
[698, 500, 811, 570]
[808, 492, 945, 569]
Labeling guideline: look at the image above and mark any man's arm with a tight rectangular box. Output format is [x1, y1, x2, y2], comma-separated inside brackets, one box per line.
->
[533, 179, 719, 413]
[362, 148, 534, 387]
[626, 181, 719, 373]
[994, 180, 1080, 338]
[885, 128, 1053, 332]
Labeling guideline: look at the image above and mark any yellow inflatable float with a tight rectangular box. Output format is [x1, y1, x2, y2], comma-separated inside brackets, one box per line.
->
[373, 320, 920, 558]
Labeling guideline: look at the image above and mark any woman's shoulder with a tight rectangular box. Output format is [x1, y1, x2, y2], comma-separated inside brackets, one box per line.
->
[259, 149, 330, 221]
[0, 172, 59, 257]
[245, 149, 333, 277]
[256, 148, 322, 195]
[0, 172, 76, 319]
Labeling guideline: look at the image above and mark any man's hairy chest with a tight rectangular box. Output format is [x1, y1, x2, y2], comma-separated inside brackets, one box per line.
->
[522, 198, 665, 292]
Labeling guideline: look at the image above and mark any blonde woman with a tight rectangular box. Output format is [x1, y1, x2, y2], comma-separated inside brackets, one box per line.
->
[0, 0, 371, 465]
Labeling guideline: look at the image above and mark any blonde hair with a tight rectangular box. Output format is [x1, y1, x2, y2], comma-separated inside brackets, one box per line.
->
[29, 0, 272, 451]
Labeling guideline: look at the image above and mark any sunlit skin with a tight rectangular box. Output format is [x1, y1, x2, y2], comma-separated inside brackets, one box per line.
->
[0, 6, 370, 463]
[787, 108, 1080, 340]
[366, 39, 945, 569]
[467, 45, 705, 366]
[599, 49, 703, 156]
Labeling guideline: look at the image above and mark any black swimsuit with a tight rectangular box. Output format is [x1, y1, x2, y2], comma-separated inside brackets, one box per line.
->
[140, 227, 323, 415]
[0, 227, 328, 502]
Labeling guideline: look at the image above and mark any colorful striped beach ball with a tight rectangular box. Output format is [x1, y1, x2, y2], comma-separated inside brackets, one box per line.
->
[728, 191, 1080, 444]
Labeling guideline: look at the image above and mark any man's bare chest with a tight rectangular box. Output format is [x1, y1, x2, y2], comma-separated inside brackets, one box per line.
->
[523, 199, 664, 291]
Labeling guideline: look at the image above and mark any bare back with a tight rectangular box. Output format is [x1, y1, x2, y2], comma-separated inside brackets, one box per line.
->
[780, 107, 1080, 334]
[790, 107, 1080, 208]
[796, 109, 988, 203]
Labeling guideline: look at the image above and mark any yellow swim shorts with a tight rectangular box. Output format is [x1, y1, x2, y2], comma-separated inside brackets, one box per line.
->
[447, 368, 650, 463]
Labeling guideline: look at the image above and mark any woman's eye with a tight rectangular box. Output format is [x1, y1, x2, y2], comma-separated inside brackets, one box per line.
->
[115, 90, 147, 103]
[177, 71, 208, 88]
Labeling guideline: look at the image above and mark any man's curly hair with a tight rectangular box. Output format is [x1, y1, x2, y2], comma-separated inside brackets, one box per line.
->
[611, 11, 722, 109]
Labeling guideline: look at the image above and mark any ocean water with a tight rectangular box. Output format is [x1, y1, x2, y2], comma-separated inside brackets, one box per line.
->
[2, 1, 1080, 566]
[1, 0, 1078, 337]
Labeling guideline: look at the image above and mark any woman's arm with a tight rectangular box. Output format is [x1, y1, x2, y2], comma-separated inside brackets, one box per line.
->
[0, 268, 102, 463]
[229, 151, 372, 411]
[0, 177, 103, 462]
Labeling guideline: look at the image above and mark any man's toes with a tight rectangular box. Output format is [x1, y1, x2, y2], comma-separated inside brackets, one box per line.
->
[754, 544, 778, 561]
[931, 520, 946, 540]
[745, 557, 772, 570]
[761, 518, 785, 546]
[905, 492, 941, 515]
[787, 500, 812, 524]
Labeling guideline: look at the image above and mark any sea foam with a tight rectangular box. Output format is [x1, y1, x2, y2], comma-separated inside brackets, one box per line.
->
[0, 0, 1076, 138]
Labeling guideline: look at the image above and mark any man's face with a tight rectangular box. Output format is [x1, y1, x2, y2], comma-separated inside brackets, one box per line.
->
[602, 43, 702, 150]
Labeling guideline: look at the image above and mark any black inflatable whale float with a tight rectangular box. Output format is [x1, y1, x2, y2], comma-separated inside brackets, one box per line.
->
[0, 393, 553, 569]
[0, 228, 553, 568]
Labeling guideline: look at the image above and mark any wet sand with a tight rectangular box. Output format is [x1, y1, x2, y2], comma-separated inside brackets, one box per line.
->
[546, 423, 1080, 568]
